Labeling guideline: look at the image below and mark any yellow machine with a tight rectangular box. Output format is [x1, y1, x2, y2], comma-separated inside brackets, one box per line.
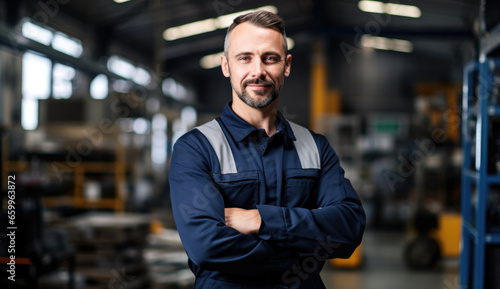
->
[329, 244, 363, 268]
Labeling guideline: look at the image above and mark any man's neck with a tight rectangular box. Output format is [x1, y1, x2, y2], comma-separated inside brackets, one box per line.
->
[231, 97, 279, 137]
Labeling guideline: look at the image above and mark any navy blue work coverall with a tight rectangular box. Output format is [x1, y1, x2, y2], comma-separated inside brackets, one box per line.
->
[169, 102, 366, 288]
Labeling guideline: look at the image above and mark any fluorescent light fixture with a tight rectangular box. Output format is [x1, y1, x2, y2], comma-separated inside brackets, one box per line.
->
[200, 52, 223, 69]
[361, 35, 413, 53]
[52, 32, 83, 57]
[385, 3, 421, 18]
[200, 36, 294, 69]
[107, 55, 136, 79]
[358, 1, 421, 18]
[358, 1, 385, 13]
[164, 19, 217, 41]
[133, 67, 151, 86]
[163, 5, 277, 41]
[90, 74, 109, 100]
[22, 20, 53, 45]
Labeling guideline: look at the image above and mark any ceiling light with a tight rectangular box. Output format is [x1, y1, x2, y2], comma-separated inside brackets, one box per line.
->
[107, 55, 136, 79]
[200, 52, 223, 69]
[358, 1, 421, 18]
[133, 67, 151, 86]
[90, 74, 109, 100]
[21, 20, 53, 46]
[114, 0, 132, 3]
[163, 5, 278, 41]
[361, 35, 413, 53]
[164, 19, 217, 41]
[52, 32, 83, 57]
[358, 1, 385, 14]
[385, 3, 421, 18]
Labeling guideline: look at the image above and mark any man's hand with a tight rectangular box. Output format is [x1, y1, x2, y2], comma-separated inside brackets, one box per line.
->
[224, 208, 261, 235]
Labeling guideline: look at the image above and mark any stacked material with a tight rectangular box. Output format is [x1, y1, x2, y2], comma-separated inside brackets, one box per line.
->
[65, 213, 151, 289]
[144, 228, 195, 289]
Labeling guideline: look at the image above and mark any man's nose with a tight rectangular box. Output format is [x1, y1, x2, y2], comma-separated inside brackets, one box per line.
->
[251, 59, 266, 78]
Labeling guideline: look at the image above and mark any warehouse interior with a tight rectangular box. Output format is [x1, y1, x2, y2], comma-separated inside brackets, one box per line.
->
[1, 0, 500, 288]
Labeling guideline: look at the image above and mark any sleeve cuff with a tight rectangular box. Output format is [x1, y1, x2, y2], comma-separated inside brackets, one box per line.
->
[256, 204, 288, 245]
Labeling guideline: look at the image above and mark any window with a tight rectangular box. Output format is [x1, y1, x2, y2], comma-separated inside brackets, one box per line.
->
[22, 52, 79, 129]
[53, 63, 76, 99]
[107, 55, 152, 86]
[22, 52, 51, 100]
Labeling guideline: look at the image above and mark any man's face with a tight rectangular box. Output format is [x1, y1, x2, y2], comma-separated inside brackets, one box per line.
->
[221, 22, 292, 109]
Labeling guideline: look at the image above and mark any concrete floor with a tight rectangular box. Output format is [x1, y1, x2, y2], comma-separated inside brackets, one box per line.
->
[320, 230, 460, 289]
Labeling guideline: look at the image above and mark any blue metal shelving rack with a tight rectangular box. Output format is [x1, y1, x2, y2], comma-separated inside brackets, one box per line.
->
[460, 58, 500, 289]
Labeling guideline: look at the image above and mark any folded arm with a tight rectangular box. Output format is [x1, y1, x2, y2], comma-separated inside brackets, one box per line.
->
[169, 135, 297, 276]
[256, 134, 366, 258]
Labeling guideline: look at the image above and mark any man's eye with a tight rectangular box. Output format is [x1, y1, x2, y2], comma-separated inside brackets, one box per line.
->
[265, 56, 278, 62]
[239, 56, 249, 61]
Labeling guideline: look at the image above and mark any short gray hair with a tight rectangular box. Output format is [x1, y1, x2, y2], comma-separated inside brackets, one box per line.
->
[224, 10, 287, 56]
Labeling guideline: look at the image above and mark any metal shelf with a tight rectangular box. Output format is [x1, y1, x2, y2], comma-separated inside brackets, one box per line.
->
[467, 106, 500, 117]
[486, 233, 500, 244]
[489, 105, 500, 116]
[463, 221, 500, 245]
[463, 169, 500, 184]
[460, 58, 500, 289]
[464, 169, 480, 181]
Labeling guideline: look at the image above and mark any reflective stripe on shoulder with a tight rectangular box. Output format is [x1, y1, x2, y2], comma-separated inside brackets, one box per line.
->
[289, 121, 321, 169]
[195, 119, 237, 174]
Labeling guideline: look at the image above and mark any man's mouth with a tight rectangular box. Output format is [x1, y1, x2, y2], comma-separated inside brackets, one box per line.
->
[244, 79, 273, 90]
[247, 84, 269, 89]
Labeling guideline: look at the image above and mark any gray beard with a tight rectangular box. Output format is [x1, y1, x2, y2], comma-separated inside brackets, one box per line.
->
[234, 78, 284, 108]
[236, 87, 277, 108]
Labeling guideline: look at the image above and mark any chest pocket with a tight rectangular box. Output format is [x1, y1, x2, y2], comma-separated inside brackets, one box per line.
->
[212, 171, 259, 209]
[196, 119, 321, 209]
[284, 169, 320, 208]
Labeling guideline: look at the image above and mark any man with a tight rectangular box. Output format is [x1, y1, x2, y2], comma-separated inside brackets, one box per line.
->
[169, 10, 365, 289]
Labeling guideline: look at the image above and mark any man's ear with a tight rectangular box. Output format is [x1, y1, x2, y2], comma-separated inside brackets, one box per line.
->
[284, 54, 292, 77]
[221, 53, 230, 78]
